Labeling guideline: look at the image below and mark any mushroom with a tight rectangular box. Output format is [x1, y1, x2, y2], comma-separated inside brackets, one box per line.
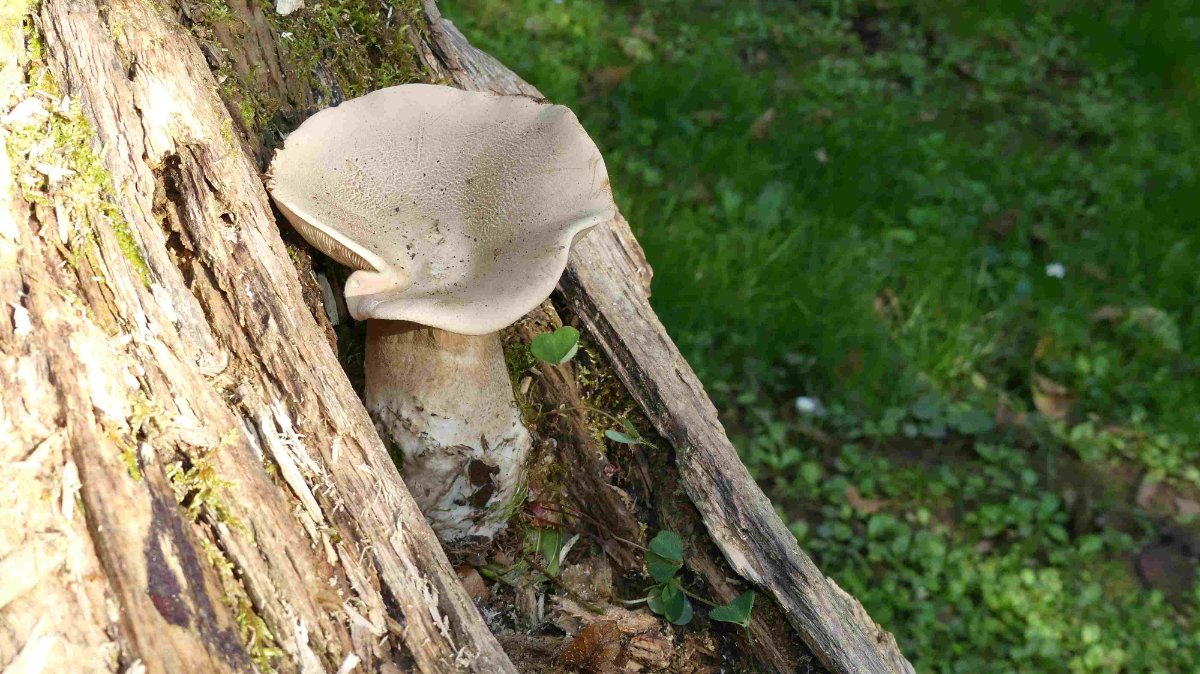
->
[268, 84, 615, 547]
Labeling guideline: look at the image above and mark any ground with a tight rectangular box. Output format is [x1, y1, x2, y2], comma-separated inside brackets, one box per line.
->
[443, 1, 1199, 671]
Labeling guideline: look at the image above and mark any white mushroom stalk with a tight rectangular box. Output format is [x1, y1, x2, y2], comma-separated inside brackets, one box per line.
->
[268, 84, 616, 548]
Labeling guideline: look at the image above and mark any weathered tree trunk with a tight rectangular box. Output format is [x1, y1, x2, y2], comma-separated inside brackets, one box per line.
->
[0, 0, 914, 673]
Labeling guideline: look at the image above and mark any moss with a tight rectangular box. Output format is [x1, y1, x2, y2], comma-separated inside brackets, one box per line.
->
[166, 450, 242, 528]
[175, 441, 279, 670]
[202, 0, 233, 23]
[1, 0, 35, 67]
[121, 443, 144, 481]
[5, 19, 151, 287]
[112, 219, 152, 285]
[216, 59, 279, 133]
[575, 340, 653, 446]
[199, 537, 285, 673]
[184, 0, 431, 152]
[503, 337, 540, 425]
[266, 0, 431, 101]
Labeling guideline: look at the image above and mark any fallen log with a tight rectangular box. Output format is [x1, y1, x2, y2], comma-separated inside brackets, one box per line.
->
[0, 0, 913, 671]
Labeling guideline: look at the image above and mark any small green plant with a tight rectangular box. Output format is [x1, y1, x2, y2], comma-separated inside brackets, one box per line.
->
[530, 526, 565, 576]
[640, 530, 757, 628]
[708, 590, 756, 628]
[644, 530, 692, 625]
[604, 418, 652, 447]
[531, 326, 580, 364]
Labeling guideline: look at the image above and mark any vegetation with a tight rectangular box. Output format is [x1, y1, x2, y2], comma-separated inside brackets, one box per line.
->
[445, 1, 1200, 671]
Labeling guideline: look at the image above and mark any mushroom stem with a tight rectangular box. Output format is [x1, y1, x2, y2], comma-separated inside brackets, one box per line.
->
[364, 321, 531, 548]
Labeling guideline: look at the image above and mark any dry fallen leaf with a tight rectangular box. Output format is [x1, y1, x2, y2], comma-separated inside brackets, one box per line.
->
[626, 631, 673, 670]
[455, 565, 489, 603]
[845, 485, 885, 515]
[1032, 335, 1054, 361]
[1031, 373, 1076, 421]
[553, 598, 660, 636]
[558, 620, 622, 672]
[560, 555, 613, 602]
[2, 97, 49, 126]
[1090, 305, 1125, 323]
[748, 107, 776, 140]
[809, 107, 834, 123]
[1135, 474, 1159, 511]
[34, 162, 75, 183]
[591, 66, 633, 92]
[835, 347, 864, 380]
[1176, 498, 1200, 519]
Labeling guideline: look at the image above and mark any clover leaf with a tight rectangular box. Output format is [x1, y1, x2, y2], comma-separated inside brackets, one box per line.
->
[709, 590, 756, 628]
[530, 326, 580, 365]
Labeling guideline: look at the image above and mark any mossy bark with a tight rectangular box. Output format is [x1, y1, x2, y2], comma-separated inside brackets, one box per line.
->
[2, 0, 513, 672]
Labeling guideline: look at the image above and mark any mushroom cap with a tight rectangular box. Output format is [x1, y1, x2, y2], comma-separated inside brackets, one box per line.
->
[268, 84, 615, 335]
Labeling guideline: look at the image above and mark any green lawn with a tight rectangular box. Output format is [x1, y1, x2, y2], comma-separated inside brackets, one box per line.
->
[443, 1, 1200, 671]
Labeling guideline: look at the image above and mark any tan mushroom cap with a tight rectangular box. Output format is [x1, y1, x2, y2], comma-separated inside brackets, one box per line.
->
[268, 84, 616, 335]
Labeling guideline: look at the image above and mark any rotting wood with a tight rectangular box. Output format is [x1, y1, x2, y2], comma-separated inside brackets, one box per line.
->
[1, 0, 914, 671]
[506, 305, 809, 674]
[3, 0, 515, 670]
[507, 306, 645, 573]
[418, 2, 915, 673]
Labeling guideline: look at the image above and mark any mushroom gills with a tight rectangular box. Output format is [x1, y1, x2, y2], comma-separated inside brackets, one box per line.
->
[287, 215, 377, 272]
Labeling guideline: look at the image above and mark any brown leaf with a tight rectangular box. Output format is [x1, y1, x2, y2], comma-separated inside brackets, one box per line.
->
[630, 25, 660, 43]
[552, 598, 660, 639]
[1176, 498, 1200, 519]
[994, 399, 1028, 428]
[809, 107, 834, 123]
[455, 565, 490, 603]
[591, 66, 633, 92]
[1031, 373, 1076, 421]
[557, 620, 623, 672]
[1136, 544, 1196, 597]
[626, 632, 672, 669]
[560, 556, 613, 602]
[1090, 305, 1125, 323]
[835, 347, 864, 380]
[845, 485, 885, 515]
[748, 107, 776, 140]
[1082, 263, 1109, 281]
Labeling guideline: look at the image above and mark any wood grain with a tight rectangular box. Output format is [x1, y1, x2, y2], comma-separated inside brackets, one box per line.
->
[3, 0, 516, 670]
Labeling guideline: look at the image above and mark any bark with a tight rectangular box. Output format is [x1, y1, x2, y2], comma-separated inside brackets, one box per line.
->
[0, 1, 914, 673]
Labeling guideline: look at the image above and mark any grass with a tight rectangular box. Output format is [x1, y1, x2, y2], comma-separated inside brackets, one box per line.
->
[443, 0, 1200, 671]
